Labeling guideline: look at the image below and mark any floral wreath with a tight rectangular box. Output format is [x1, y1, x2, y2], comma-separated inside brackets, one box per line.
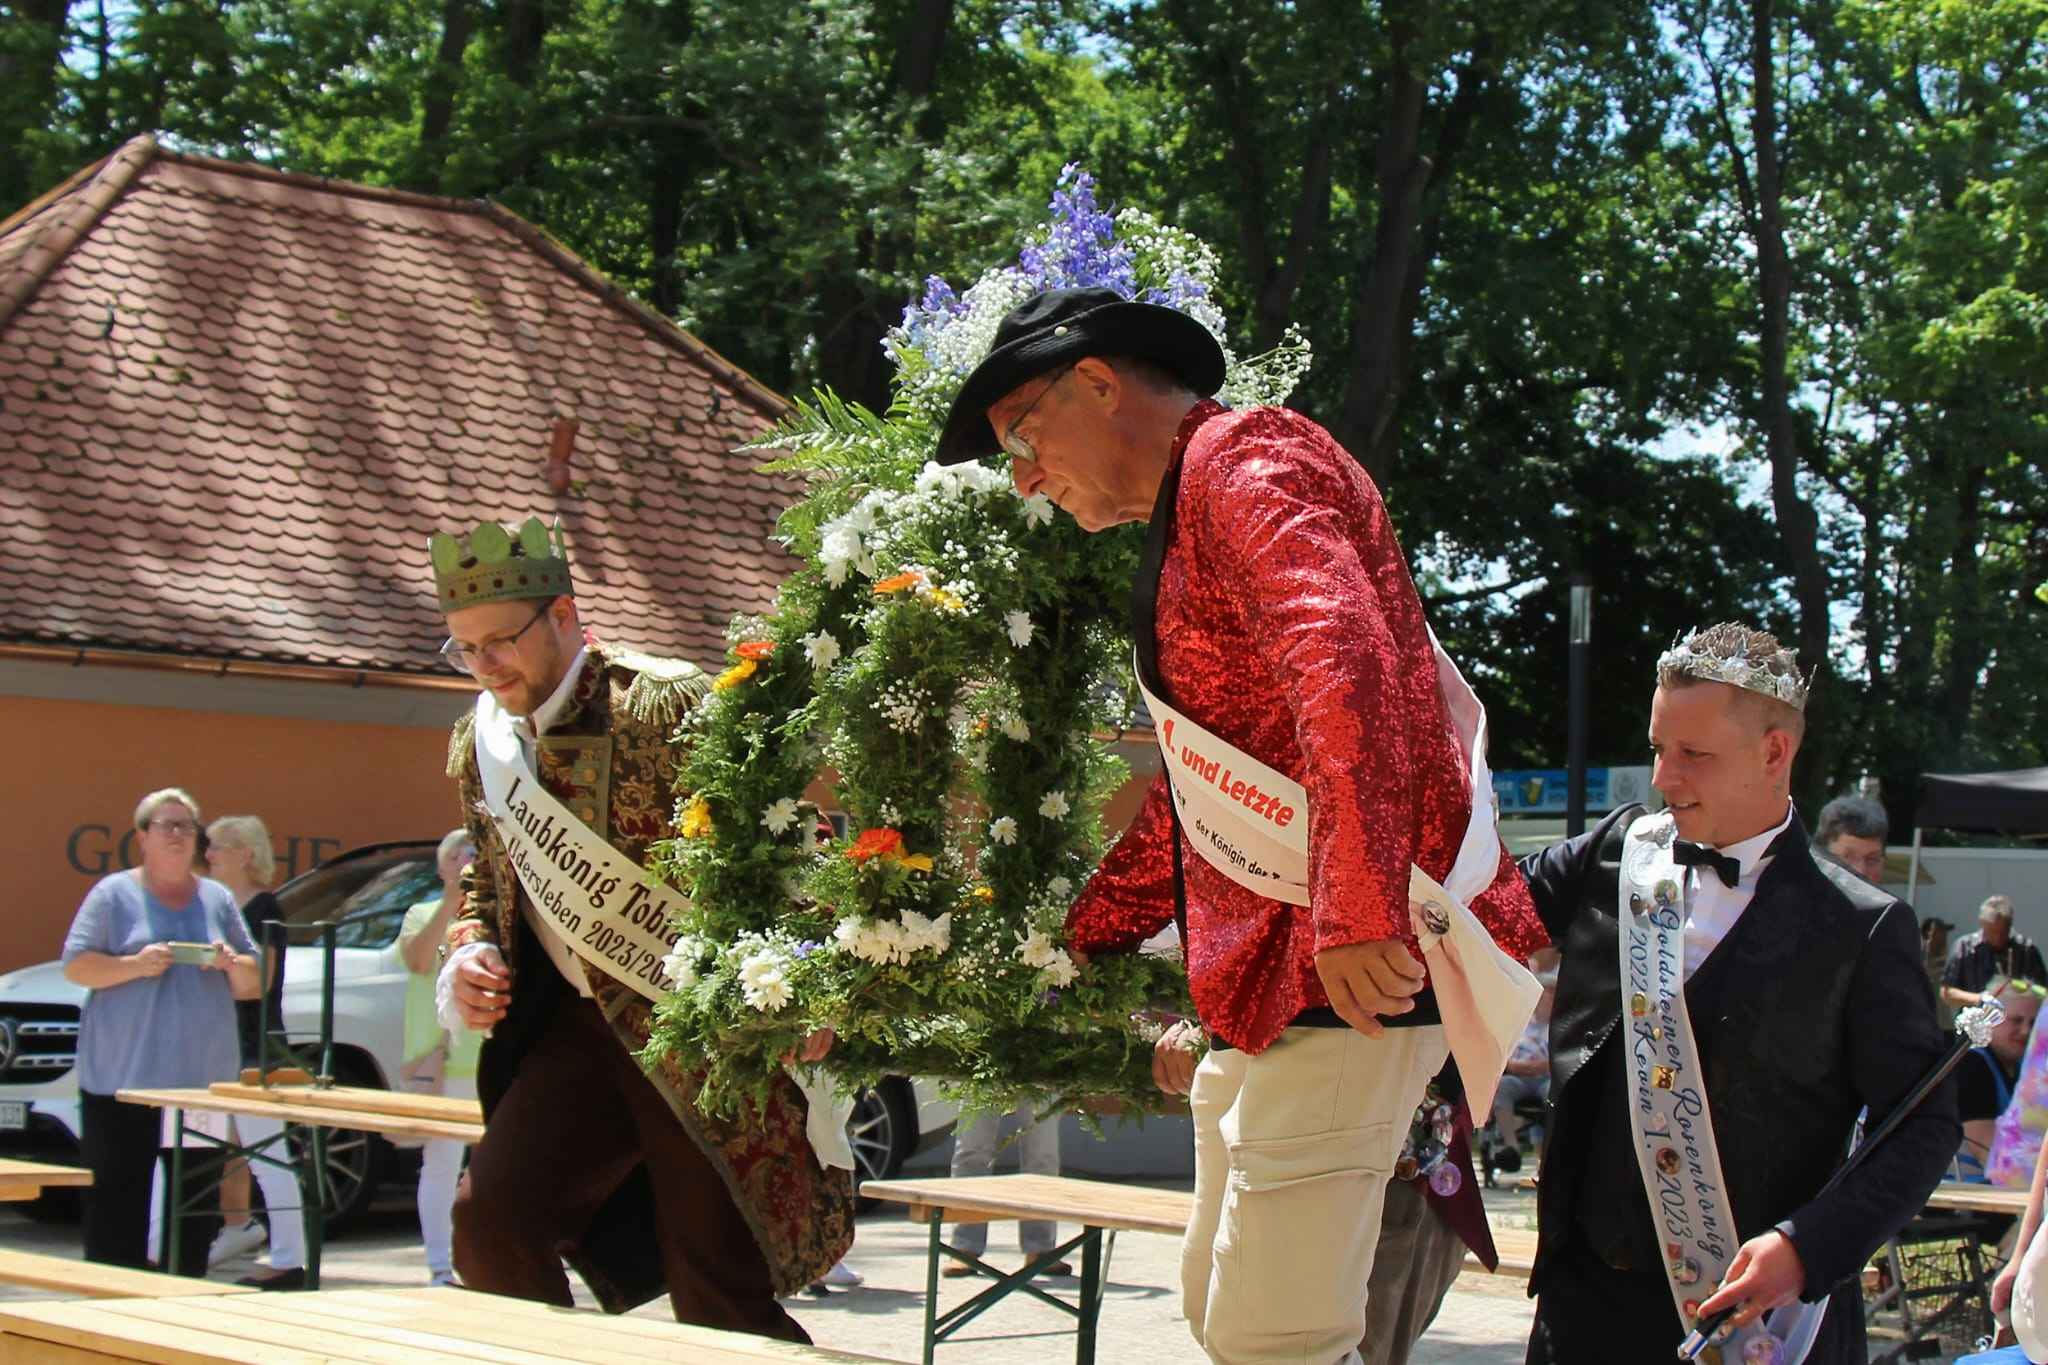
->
[643, 167, 1310, 1120]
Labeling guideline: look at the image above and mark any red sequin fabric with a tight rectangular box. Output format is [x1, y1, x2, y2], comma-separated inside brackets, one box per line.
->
[1067, 402, 1549, 1053]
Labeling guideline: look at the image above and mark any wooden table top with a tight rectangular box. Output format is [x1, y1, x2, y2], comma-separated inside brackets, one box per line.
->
[0, 1158, 92, 1202]
[862, 1174, 1196, 1235]
[862, 1172, 1546, 1273]
[1500, 1173, 2024, 1219]
[1924, 1181, 2030, 1216]
[0, 1162, 91, 1195]
[116, 1088, 483, 1145]
[0, 1286, 895, 1363]
[206, 1082, 483, 1128]
[0, 1249, 254, 1300]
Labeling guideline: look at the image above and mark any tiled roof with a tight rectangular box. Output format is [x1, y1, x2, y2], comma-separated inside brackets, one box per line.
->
[0, 135, 802, 680]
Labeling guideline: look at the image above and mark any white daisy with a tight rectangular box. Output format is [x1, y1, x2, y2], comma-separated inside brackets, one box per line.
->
[1005, 611, 1034, 648]
[1015, 929, 1056, 969]
[1038, 790, 1071, 820]
[820, 527, 863, 587]
[1048, 876, 1073, 900]
[660, 941, 701, 990]
[737, 950, 793, 1011]
[1020, 493, 1055, 527]
[1040, 950, 1079, 989]
[999, 714, 1031, 743]
[761, 798, 800, 835]
[802, 631, 842, 669]
[988, 816, 1019, 846]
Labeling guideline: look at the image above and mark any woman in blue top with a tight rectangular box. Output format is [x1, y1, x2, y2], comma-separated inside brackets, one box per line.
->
[61, 788, 261, 1273]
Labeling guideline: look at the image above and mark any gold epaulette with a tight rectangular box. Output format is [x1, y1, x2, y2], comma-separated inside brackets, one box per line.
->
[447, 708, 477, 778]
[606, 645, 711, 730]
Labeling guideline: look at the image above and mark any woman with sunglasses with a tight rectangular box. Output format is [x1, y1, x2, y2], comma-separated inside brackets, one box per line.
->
[60, 787, 261, 1273]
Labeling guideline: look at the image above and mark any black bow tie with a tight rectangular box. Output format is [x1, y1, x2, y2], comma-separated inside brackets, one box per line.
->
[1673, 841, 1742, 889]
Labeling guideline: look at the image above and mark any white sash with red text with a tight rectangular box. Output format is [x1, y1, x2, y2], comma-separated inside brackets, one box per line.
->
[1134, 633, 1541, 1117]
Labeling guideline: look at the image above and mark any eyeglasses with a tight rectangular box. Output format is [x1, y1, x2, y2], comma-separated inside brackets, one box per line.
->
[999, 363, 1077, 463]
[147, 818, 197, 838]
[440, 601, 552, 673]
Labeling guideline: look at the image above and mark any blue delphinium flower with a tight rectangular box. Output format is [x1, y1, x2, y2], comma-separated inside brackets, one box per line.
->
[1023, 164, 1136, 298]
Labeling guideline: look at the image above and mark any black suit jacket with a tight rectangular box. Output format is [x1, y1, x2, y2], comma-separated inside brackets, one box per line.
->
[1524, 805, 1958, 1305]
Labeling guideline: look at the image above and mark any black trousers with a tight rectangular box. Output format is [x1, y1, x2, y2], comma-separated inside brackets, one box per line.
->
[1528, 1241, 1865, 1365]
[79, 1090, 223, 1276]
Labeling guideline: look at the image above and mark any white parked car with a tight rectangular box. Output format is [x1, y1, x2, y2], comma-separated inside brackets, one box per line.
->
[0, 842, 954, 1225]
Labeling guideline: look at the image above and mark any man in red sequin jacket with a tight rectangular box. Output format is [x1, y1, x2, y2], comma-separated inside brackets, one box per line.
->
[938, 287, 1548, 1364]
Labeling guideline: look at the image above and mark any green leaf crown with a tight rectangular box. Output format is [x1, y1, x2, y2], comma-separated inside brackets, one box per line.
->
[428, 517, 573, 612]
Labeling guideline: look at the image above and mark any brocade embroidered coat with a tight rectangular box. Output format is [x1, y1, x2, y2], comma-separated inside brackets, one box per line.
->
[445, 641, 854, 1306]
[1065, 402, 1549, 1054]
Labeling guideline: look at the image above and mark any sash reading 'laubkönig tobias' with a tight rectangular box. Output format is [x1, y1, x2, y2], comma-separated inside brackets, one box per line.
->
[472, 689, 855, 1171]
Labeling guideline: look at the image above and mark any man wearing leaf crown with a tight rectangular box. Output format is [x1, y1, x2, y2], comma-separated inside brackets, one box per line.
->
[426, 517, 850, 1338]
[936, 287, 1549, 1364]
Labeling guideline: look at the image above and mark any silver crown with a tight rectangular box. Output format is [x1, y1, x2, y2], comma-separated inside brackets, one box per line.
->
[1656, 628, 1811, 712]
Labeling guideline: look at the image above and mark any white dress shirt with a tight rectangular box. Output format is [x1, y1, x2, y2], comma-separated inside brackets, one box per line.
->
[1681, 803, 1796, 979]
[437, 648, 595, 1031]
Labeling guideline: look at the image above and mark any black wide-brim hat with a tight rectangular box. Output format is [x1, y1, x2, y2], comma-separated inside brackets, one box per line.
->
[933, 286, 1227, 464]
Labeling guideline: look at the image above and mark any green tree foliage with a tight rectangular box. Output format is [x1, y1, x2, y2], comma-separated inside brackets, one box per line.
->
[5, 0, 2040, 824]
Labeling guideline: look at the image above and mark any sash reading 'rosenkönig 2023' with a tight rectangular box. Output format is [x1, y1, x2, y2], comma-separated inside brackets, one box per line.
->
[1621, 813, 1824, 1364]
[1134, 633, 1540, 1119]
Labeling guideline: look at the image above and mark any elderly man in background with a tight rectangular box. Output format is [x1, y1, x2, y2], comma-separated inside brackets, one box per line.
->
[1492, 966, 1555, 1155]
[1811, 794, 1888, 885]
[1946, 895, 2048, 1009]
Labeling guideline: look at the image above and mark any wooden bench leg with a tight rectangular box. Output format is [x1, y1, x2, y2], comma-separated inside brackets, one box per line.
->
[1075, 1228, 1106, 1365]
[161, 1110, 185, 1274]
[923, 1215, 941, 1365]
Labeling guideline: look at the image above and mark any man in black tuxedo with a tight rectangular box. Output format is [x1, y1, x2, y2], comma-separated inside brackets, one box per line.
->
[1520, 623, 1957, 1364]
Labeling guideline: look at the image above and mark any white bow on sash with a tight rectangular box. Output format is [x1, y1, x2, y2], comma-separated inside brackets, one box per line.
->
[1135, 631, 1541, 1118]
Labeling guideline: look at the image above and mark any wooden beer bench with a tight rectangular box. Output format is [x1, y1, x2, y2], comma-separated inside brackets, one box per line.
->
[114, 1083, 485, 1289]
[0, 1250, 255, 1301]
[0, 1285, 894, 1362]
[863, 1173, 1535, 1365]
[0, 1159, 92, 1204]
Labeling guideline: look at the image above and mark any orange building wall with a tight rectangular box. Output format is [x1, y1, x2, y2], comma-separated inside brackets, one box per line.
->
[6, 694, 461, 977]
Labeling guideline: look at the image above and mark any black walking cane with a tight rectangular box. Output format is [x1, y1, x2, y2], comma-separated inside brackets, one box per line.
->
[1678, 999, 2006, 1360]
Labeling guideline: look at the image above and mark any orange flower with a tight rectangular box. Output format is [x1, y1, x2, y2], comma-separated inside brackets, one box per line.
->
[873, 571, 923, 595]
[736, 641, 776, 661]
[712, 659, 758, 691]
[845, 828, 905, 863]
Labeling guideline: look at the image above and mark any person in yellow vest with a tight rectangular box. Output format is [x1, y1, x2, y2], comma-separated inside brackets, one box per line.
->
[398, 828, 484, 1286]
[426, 517, 851, 1340]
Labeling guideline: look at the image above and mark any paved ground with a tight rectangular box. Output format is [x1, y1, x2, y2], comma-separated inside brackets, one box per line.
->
[0, 1183, 1540, 1362]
